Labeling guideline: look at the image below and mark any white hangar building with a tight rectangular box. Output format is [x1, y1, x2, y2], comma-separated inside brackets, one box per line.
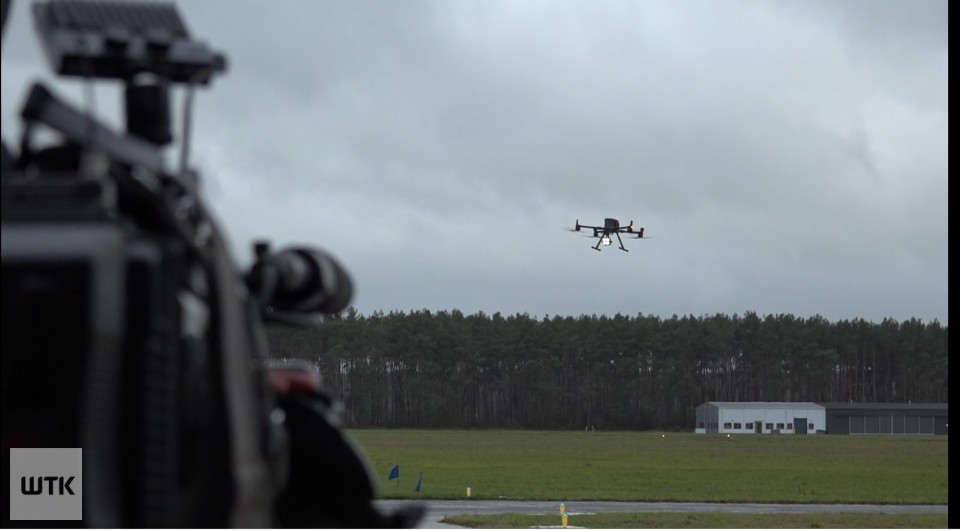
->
[695, 402, 826, 434]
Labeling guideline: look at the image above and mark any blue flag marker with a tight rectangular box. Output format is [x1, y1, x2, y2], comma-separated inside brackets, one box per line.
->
[388, 464, 399, 481]
[415, 472, 423, 493]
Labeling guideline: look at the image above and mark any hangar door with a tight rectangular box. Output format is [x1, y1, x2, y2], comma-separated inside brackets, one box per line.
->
[849, 414, 936, 434]
[794, 418, 807, 434]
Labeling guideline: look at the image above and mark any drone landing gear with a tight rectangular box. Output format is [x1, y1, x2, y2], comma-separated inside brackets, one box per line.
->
[615, 232, 628, 252]
[591, 233, 629, 251]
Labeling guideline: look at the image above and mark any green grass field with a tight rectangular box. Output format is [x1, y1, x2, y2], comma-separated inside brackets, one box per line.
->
[349, 430, 948, 505]
[442, 512, 947, 529]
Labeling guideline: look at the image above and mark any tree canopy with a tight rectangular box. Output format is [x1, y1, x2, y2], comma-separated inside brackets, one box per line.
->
[266, 311, 948, 430]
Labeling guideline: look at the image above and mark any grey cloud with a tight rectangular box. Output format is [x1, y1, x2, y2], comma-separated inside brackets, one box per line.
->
[1, 0, 946, 323]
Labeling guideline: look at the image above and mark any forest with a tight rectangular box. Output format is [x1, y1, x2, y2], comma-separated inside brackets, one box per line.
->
[265, 310, 948, 430]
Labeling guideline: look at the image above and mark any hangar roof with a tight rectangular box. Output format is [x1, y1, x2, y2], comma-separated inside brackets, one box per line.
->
[820, 402, 947, 413]
[704, 401, 824, 410]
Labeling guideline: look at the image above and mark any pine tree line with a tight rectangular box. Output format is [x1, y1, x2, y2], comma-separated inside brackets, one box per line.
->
[265, 310, 948, 430]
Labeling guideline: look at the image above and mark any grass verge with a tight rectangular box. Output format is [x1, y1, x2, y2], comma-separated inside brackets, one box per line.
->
[349, 429, 948, 504]
[441, 512, 948, 529]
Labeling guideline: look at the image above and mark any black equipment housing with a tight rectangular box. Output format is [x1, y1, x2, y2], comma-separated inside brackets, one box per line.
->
[1, 1, 419, 527]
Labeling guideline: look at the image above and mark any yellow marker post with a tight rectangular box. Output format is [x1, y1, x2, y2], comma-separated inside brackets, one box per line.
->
[466, 486, 471, 498]
[562, 513, 568, 529]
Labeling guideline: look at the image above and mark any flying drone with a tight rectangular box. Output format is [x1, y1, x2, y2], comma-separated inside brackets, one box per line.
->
[571, 218, 650, 251]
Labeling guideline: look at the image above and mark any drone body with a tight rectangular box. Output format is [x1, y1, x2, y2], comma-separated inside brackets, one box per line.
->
[572, 218, 649, 251]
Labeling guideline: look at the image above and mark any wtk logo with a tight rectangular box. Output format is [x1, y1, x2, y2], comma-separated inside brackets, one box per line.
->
[20, 476, 77, 496]
[9, 448, 82, 520]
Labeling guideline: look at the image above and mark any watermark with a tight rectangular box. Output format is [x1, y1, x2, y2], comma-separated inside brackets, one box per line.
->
[9, 448, 82, 521]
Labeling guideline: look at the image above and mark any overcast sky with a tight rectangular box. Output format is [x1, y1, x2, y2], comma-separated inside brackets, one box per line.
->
[1, 0, 948, 324]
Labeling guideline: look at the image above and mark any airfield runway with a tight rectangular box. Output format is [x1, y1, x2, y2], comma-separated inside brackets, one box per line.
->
[374, 499, 948, 528]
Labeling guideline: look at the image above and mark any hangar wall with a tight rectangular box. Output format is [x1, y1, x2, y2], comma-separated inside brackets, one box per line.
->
[696, 402, 948, 435]
[822, 403, 948, 435]
[695, 402, 825, 434]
